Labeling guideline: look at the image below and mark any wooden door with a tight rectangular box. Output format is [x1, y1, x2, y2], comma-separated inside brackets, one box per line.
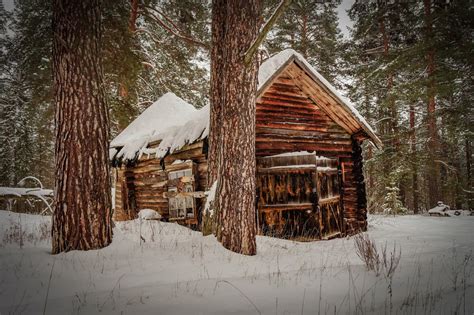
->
[256, 153, 319, 238]
[316, 157, 343, 239]
[256, 153, 343, 240]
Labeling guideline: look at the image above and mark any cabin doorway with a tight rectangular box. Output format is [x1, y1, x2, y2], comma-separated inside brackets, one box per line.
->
[256, 152, 343, 240]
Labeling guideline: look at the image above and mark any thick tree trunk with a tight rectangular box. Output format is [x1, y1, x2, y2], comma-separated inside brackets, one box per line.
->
[209, 0, 261, 255]
[410, 104, 419, 213]
[424, 0, 440, 207]
[202, 0, 226, 237]
[52, 0, 113, 254]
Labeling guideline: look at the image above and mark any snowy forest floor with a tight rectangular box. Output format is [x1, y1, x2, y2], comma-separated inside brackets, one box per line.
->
[0, 210, 473, 314]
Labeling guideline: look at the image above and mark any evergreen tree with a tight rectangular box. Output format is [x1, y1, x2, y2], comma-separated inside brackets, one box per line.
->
[265, 0, 344, 87]
[346, 0, 473, 212]
[137, 0, 210, 110]
[51, 0, 113, 253]
[0, 0, 211, 188]
[0, 0, 53, 187]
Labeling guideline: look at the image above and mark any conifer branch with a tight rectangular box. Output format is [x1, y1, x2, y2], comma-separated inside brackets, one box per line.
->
[140, 5, 209, 50]
[244, 0, 292, 66]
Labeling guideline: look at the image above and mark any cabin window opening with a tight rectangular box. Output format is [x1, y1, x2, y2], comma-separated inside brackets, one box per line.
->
[167, 166, 196, 220]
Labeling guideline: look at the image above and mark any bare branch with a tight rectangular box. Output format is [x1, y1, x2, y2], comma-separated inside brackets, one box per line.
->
[244, 0, 292, 66]
[140, 6, 209, 50]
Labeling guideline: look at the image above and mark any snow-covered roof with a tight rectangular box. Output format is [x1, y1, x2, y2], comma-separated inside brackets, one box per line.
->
[112, 101, 209, 162]
[111, 92, 198, 148]
[258, 49, 381, 148]
[111, 50, 381, 163]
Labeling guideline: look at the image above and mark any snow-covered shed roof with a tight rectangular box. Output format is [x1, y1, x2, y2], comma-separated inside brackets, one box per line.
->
[111, 50, 381, 163]
[111, 92, 198, 148]
[111, 93, 209, 162]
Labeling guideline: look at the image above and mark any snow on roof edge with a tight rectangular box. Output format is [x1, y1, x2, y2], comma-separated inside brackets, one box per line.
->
[114, 104, 210, 162]
[110, 92, 198, 148]
[113, 49, 382, 163]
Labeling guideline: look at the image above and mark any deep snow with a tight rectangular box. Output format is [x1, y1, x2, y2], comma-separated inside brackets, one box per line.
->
[0, 210, 472, 314]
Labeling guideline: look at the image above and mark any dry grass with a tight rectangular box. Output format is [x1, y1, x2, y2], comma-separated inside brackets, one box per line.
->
[354, 233, 382, 275]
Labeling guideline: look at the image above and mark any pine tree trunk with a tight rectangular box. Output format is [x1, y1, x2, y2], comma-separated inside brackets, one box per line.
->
[424, 0, 440, 207]
[52, 0, 113, 254]
[410, 104, 419, 213]
[410, 104, 420, 214]
[208, 0, 261, 255]
[129, 0, 139, 33]
[202, 0, 226, 237]
[466, 138, 473, 209]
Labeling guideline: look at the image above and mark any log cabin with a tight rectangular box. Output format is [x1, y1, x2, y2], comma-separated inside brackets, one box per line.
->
[110, 49, 382, 240]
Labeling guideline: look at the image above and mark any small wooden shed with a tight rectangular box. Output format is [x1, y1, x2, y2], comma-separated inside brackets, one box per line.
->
[110, 49, 381, 239]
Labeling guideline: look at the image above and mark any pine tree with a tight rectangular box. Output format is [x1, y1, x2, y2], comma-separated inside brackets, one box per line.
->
[137, 0, 210, 110]
[209, 0, 262, 255]
[0, 0, 54, 187]
[346, 0, 473, 212]
[51, 0, 113, 253]
[209, 0, 290, 255]
[266, 0, 344, 86]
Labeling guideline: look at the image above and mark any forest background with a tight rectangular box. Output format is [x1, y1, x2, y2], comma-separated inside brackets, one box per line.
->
[0, 0, 472, 213]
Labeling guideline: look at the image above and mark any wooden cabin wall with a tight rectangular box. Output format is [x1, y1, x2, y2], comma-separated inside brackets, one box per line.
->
[161, 141, 208, 226]
[256, 72, 353, 159]
[256, 72, 366, 234]
[114, 158, 168, 221]
[113, 71, 370, 235]
[113, 141, 208, 223]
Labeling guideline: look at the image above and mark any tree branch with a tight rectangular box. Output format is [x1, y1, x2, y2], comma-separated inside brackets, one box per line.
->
[140, 6, 209, 50]
[244, 0, 292, 66]
[129, 0, 139, 32]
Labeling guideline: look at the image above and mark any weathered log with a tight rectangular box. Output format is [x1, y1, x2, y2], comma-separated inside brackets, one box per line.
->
[162, 191, 206, 198]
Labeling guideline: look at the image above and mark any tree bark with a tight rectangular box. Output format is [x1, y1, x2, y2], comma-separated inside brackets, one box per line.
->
[129, 0, 139, 33]
[467, 137, 473, 209]
[410, 104, 419, 213]
[52, 0, 113, 253]
[209, 0, 262, 255]
[424, 0, 440, 207]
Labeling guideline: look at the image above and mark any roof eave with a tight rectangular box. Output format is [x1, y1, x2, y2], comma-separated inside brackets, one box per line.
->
[291, 58, 383, 149]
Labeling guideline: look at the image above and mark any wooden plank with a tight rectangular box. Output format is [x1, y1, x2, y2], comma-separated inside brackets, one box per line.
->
[319, 196, 340, 205]
[256, 127, 350, 139]
[256, 137, 352, 146]
[259, 203, 313, 212]
[284, 65, 360, 133]
[163, 191, 206, 198]
[256, 122, 329, 132]
[165, 160, 194, 172]
[262, 91, 312, 103]
[256, 141, 352, 152]
[258, 165, 316, 173]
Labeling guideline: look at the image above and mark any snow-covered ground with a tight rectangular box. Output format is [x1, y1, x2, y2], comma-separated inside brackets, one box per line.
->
[0, 210, 472, 314]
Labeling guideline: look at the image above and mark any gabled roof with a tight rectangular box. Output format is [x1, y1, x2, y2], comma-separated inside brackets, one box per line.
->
[111, 50, 381, 163]
[111, 92, 197, 148]
[257, 49, 382, 148]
